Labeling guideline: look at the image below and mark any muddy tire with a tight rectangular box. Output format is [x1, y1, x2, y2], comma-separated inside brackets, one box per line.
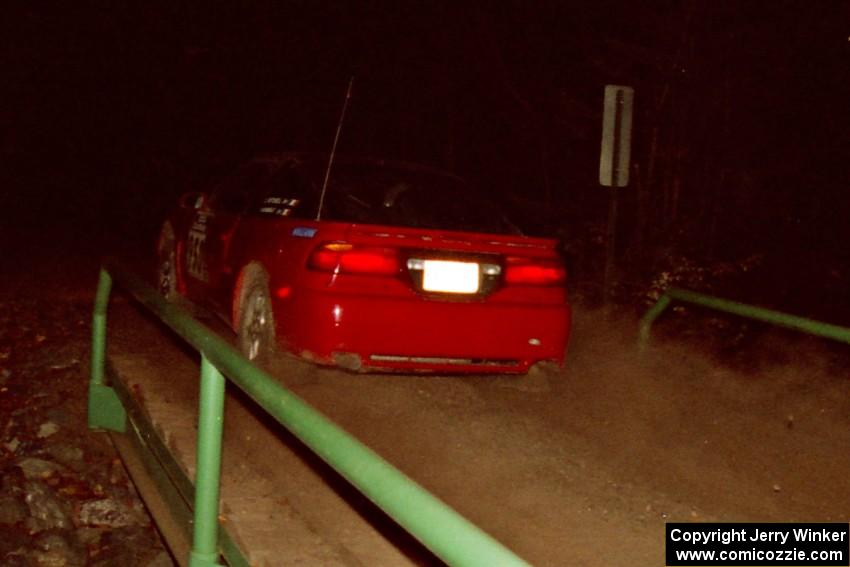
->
[157, 223, 178, 301]
[237, 268, 277, 363]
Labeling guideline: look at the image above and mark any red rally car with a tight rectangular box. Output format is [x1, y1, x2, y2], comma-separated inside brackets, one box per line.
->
[156, 153, 571, 373]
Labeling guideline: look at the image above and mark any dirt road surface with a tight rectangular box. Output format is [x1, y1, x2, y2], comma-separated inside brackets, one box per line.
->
[106, 294, 850, 566]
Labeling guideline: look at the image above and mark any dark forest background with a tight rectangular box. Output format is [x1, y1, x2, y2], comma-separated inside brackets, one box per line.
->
[3, 1, 850, 314]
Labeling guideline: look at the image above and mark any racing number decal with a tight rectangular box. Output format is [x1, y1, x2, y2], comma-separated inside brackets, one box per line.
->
[186, 229, 207, 280]
[186, 215, 209, 282]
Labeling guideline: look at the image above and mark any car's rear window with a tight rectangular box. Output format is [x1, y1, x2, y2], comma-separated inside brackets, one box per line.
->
[320, 163, 514, 234]
[246, 158, 517, 235]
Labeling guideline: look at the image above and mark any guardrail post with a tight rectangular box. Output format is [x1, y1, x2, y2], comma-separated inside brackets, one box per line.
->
[638, 292, 672, 353]
[189, 354, 226, 567]
[88, 268, 126, 432]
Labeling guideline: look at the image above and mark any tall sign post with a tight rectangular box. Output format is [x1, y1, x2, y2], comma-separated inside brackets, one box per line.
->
[599, 85, 634, 302]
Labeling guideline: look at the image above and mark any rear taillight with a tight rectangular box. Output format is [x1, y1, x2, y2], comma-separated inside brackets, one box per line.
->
[504, 256, 566, 286]
[307, 242, 400, 276]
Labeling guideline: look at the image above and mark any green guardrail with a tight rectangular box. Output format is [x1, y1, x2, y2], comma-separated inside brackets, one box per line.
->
[88, 260, 530, 567]
[639, 287, 850, 352]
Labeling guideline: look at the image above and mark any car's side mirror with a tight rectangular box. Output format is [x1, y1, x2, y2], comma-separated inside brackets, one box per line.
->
[178, 192, 207, 210]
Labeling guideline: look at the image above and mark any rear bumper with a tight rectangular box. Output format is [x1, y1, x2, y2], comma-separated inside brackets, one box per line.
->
[278, 289, 570, 374]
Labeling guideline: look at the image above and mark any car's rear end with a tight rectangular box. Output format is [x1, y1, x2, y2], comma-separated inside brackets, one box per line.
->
[242, 155, 571, 373]
[281, 223, 570, 373]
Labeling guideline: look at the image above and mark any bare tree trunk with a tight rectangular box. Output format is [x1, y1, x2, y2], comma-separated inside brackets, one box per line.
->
[540, 137, 552, 208]
[629, 162, 649, 266]
[645, 124, 660, 228]
[445, 93, 456, 170]
[707, 167, 726, 259]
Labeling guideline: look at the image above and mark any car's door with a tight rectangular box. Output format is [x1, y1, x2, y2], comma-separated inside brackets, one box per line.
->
[241, 161, 323, 343]
[184, 162, 268, 302]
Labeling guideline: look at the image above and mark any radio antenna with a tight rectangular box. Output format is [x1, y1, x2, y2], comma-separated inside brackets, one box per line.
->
[316, 76, 354, 221]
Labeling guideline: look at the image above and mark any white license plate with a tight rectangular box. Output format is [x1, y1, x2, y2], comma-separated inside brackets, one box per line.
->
[422, 260, 480, 293]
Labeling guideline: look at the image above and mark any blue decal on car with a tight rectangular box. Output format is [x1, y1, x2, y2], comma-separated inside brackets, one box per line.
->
[292, 227, 318, 238]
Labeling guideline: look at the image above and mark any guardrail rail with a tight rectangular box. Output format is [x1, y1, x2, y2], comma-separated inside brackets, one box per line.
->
[88, 260, 530, 567]
[639, 287, 850, 352]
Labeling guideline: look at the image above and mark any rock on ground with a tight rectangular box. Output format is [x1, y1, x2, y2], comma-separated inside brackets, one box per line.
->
[0, 295, 174, 566]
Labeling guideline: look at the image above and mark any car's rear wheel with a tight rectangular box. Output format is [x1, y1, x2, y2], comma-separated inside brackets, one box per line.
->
[237, 269, 276, 363]
[157, 223, 177, 301]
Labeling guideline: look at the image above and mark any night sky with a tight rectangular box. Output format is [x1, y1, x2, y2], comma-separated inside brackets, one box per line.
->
[3, 1, 850, 295]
